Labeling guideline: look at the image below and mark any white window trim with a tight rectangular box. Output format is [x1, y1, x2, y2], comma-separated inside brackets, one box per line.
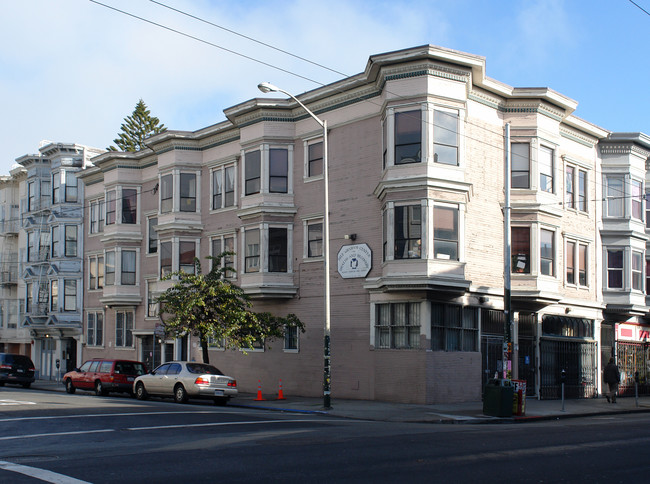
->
[210, 158, 238, 211]
[302, 215, 324, 261]
[303, 137, 324, 182]
[86, 309, 105, 348]
[240, 223, 293, 274]
[209, 232, 237, 276]
[564, 236, 590, 289]
[427, 104, 463, 168]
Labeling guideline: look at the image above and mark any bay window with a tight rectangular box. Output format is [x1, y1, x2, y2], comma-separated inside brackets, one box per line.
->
[607, 249, 623, 289]
[65, 225, 77, 257]
[268, 228, 287, 272]
[269, 149, 288, 193]
[540, 229, 554, 276]
[245, 150, 261, 195]
[160, 174, 173, 213]
[64, 280, 76, 311]
[122, 188, 137, 223]
[180, 174, 196, 212]
[160, 241, 172, 277]
[433, 109, 458, 166]
[394, 205, 421, 259]
[632, 251, 643, 291]
[433, 206, 458, 260]
[121, 250, 136, 285]
[245, 229, 260, 273]
[511, 143, 530, 189]
[606, 176, 624, 217]
[511, 227, 530, 273]
[539, 146, 554, 193]
[212, 165, 236, 209]
[105, 251, 115, 286]
[394, 110, 421, 165]
[179, 241, 196, 274]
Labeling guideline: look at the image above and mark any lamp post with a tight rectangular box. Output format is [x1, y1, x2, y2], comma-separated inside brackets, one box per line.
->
[257, 82, 331, 409]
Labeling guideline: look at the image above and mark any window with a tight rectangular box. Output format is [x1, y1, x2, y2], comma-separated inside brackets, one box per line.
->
[50, 280, 58, 312]
[632, 251, 643, 291]
[307, 221, 323, 258]
[65, 171, 78, 202]
[65, 225, 77, 257]
[64, 280, 76, 311]
[212, 165, 236, 210]
[121, 250, 136, 285]
[115, 310, 134, 347]
[211, 235, 235, 276]
[284, 325, 298, 351]
[565, 166, 574, 209]
[433, 110, 458, 165]
[566, 241, 575, 285]
[180, 174, 196, 212]
[27, 232, 35, 262]
[89, 255, 104, 290]
[512, 227, 530, 273]
[147, 285, 158, 318]
[431, 303, 478, 351]
[179, 241, 196, 274]
[122, 188, 137, 224]
[245, 229, 260, 272]
[308, 141, 323, 177]
[540, 229, 554, 276]
[245, 150, 261, 195]
[87, 311, 104, 347]
[394, 110, 421, 165]
[579, 244, 587, 286]
[394, 205, 421, 259]
[90, 199, 104, 234]
[148, 217, 158, 254]
[51, 226, 59, 258]
[28, 181, 35, 211]
[434, 206, 458, 260]
[375, 302, 420, 349]
[160, 174, 173, 213]
[52, 172, 60, 204]
[106, 190, 116, 225]
[160, 241, 172, 277]
[511, 143, 530, 189]
[607, 249, 623, 289]
[539, 146, 554, 193]
[268, 228, 287, 272]
[631, 180, 643, 221]
[269, 149, 289, 193]
[25, 283, 32, 313]
[647, 260, 650, 295]
[606, 176, 624, 217]
[578, 170, 587, 212]
[105, 251, 115, 286]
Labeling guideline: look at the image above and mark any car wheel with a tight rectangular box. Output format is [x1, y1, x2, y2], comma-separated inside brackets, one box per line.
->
[173, 384, 188, 404]
[95, 381, 108, 397]
[21, 382, 31, 389]
[135, 382, 149, 400]
[213, 397, 229, 406]
[65, 379, 75, 394]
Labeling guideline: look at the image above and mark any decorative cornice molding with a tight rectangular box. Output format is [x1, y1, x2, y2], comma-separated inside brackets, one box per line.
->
[600, 144, 650, 158]
[560, 127, 597, 148]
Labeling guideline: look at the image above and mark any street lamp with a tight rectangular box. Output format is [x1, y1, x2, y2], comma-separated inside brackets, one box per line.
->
[257, 82, 331, 409]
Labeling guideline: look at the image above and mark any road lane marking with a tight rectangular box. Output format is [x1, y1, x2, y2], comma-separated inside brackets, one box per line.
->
[0, 419, 321, 441]
[0, 429, 114, 441]
[0, 399, 37, 406]
[127, 419, 315, 431]
[0, 460, 91, 483]
[0, 410, 243, 423]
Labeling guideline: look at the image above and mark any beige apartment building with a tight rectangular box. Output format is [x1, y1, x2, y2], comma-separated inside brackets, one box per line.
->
[74, 45, 650, 404]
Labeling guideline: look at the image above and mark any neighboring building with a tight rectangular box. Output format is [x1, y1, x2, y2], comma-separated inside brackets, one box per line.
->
[0, 165, 27, 355]
[71, 45, 647, 404]
[14, 142, 103, 380]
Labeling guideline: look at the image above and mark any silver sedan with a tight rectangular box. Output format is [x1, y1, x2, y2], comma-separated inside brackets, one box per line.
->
[133, 361, 237, 405]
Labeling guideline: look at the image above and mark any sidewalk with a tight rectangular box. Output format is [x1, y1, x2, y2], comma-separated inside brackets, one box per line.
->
[30, 379, 650, 424]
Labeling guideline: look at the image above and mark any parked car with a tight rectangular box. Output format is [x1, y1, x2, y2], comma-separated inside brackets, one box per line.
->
[63, 359, 147, 396]
[133, 361, 237, 405]
[0, 353, 35, 388]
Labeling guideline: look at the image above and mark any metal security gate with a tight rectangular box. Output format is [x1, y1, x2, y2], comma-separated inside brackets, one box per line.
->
[617, 341, 650, 397]
[481, 335, 504, 388]
[540, 338, 597, 399]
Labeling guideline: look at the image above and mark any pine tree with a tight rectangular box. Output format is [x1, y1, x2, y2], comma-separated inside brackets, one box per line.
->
[108, 99, 166, 152]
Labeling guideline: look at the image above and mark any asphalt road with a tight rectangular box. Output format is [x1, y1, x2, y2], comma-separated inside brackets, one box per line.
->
[0, 387, 648, 483]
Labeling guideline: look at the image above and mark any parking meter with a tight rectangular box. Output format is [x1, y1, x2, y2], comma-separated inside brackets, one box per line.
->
[635, 371, 639, 383]
[560, 369, 566, 383]
[56, 359, 60, 370]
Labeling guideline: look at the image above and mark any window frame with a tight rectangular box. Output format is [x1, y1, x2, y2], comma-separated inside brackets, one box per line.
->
[121, 188, 138, 224]
[115, 310, 134, 348]
[394, 109, 422, 165]
[88, 254, 104, 290]
[511, 143, 530, 189]
[307, 140, 323, 178]
[121, 250, 137, 285]
[86, 311, 104, 347]
[606, 249, 624, 289]
[632, 250, 644, 292]
[179, 173, 197, 212]
[244, 150, 261, 196]
[540, 228, 555, 277]
[305, 219, 323, 259]
[605, 175, 625, 218]
[430, 303, 478, 352]
[63, 279, 76, 312]
[147, 216, 158, 254]
[394, 204, 422, 260]
[433, 108, 459, 166]
[433, 205, 459, 261]
[64, 225, 77, 258]
[245, 228, 260, 273]
[538, 145, 554, 193]
[160, 174, 173, 214]
[375, 302, 421, 350]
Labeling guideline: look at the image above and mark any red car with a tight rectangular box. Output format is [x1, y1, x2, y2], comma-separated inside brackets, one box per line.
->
[63, 359, 147, 396]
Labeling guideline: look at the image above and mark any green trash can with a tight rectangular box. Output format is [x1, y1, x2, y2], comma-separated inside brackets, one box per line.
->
[483, 378, 514, 417]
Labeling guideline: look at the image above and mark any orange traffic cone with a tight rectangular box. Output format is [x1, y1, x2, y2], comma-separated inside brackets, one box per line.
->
[277, 379, 286, 400]
[254, 379, 265, 401]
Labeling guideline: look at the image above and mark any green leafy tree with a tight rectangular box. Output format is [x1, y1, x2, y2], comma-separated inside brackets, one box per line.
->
[108, 99, 166, 152]
[156, 253, 304, 364]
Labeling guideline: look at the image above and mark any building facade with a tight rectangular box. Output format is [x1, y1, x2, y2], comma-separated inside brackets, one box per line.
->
[51, 45, 650, 403]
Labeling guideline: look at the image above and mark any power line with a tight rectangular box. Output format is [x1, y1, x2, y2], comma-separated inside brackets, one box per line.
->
[628, 0, 650, 16]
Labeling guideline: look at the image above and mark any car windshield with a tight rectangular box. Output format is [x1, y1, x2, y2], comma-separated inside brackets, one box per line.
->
[186, 364, 223, 375]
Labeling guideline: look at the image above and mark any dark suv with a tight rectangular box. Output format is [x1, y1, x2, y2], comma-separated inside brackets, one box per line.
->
[0, 353, 36, 388]
[63, 359, 147, 396]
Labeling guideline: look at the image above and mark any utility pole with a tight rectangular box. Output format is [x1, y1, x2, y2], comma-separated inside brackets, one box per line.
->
[504, 123, 513, 380]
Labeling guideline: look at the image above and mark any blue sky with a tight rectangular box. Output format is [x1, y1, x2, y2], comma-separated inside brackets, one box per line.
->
[0, 0, 648, 175]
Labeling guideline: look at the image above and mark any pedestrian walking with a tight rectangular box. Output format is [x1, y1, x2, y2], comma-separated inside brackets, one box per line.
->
[604, 357, 620, 403]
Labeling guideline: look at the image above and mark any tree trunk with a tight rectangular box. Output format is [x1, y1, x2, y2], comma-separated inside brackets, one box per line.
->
[200, 333, 210, 364]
